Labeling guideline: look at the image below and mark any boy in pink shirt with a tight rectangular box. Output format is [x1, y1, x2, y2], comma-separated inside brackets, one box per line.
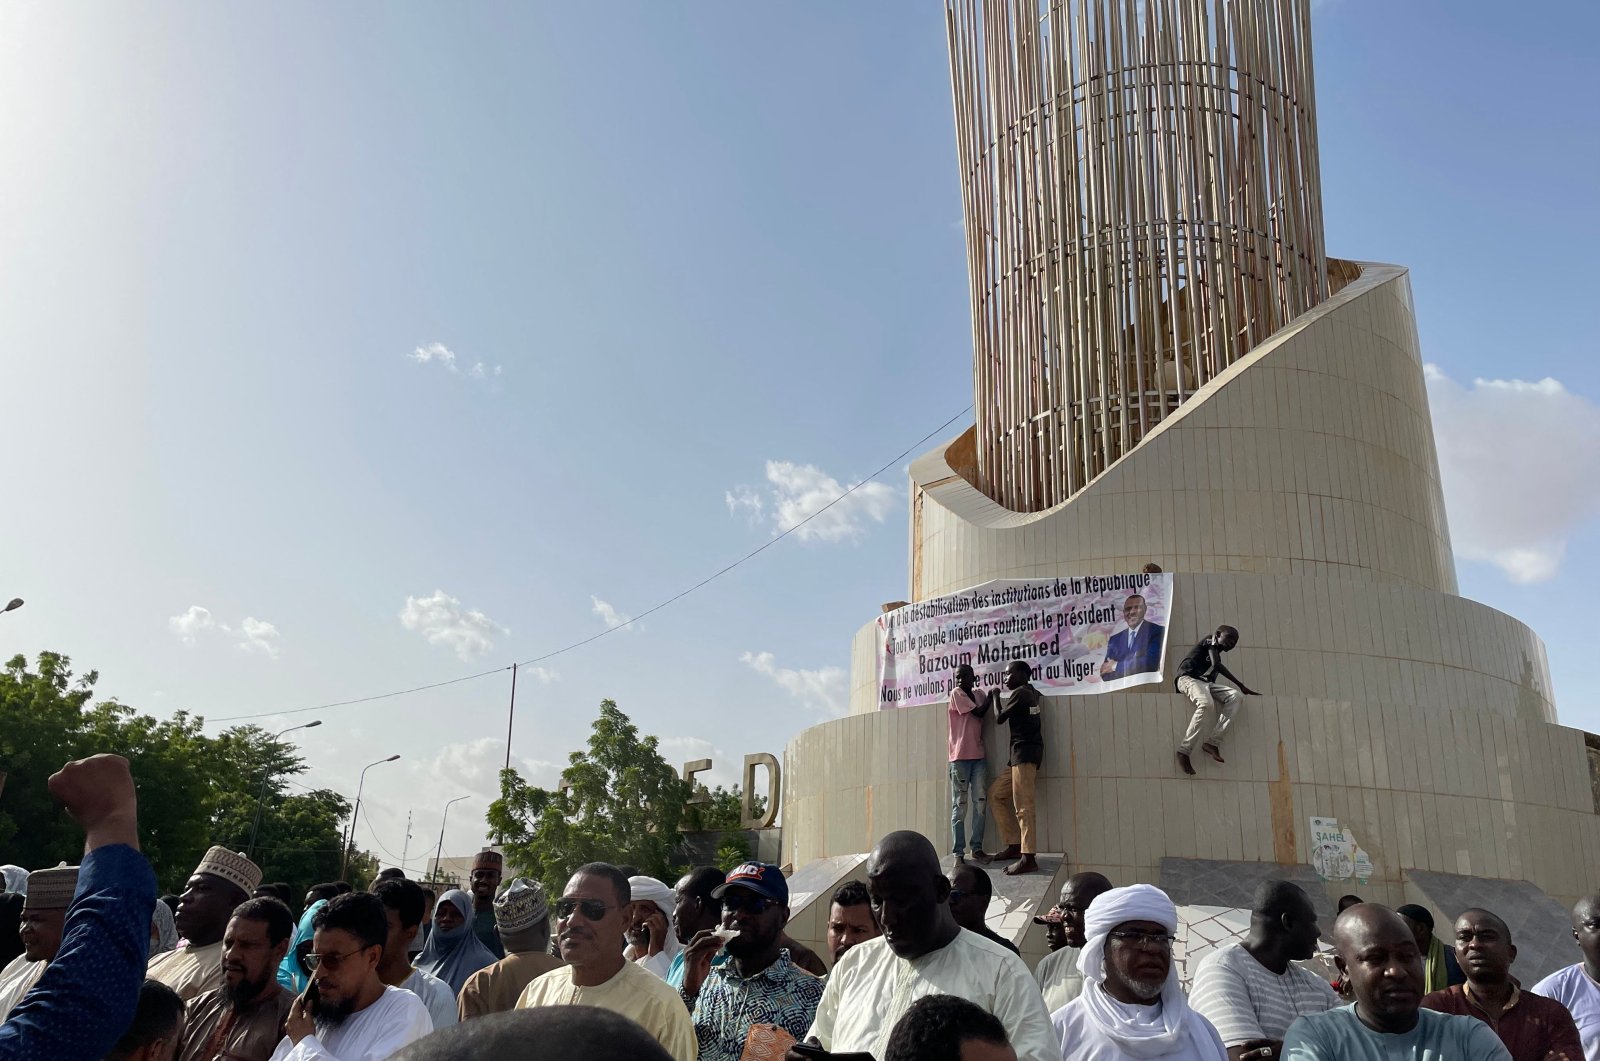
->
[947, 664, 993, 865]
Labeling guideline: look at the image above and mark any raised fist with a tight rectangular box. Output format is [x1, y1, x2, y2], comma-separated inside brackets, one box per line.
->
[48, 753, 139, 852]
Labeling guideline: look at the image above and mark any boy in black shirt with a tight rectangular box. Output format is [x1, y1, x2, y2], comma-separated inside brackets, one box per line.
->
[1174, 624, 1258, 775]
[982, 660, 1045, 875]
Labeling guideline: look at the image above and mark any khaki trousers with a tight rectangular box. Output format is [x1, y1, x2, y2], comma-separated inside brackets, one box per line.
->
[988, 763, 1038, 854]
[1177, 676, 1242, 754]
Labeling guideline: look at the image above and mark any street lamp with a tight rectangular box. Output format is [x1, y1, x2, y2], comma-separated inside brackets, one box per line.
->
[246, 720, 323, 861]
[341, 754, 400, 878]
[1, 599, 22, 614]
[431, 795, 469, 883]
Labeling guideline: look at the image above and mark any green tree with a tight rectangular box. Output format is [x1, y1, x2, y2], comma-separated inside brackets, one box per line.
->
[0, 652, 363, 898]
[0, 653, 94, 863]
[488, 699, 691, 897]
[682, 784, 767, 832]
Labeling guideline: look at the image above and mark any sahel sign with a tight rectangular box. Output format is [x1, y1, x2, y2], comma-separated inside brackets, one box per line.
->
[875, 574, 1173, 709]
[1309, 816, 1373, 884]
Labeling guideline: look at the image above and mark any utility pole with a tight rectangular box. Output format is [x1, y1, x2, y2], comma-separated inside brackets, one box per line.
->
[433, 796, 468, 883]
[504, 663, 519, 771]
[401, 810, 413, 871]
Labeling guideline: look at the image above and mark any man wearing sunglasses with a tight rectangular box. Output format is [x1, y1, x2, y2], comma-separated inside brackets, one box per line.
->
[514, 862, 696, 1061]
[269, 892, 432, 1061]
[681, 863, 824, 1061]
[948, 864, 1019, 956]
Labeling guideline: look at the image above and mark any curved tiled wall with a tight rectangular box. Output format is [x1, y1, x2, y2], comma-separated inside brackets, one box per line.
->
[788, 260, 1588, 909]
[909, 264, 1457, 597]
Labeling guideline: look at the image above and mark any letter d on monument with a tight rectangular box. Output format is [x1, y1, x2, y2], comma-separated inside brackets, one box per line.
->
[741, 753, 780, 829]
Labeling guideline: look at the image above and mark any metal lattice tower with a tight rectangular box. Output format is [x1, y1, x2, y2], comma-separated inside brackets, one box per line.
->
[947, 0, 1329, 511]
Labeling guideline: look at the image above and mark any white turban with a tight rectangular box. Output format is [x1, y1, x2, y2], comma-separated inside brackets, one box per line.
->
[627, 876, 682, 979]
[628, 876, 676, 919]
[0, 867, 26, 896]
[1074, 884, 1221, 1060]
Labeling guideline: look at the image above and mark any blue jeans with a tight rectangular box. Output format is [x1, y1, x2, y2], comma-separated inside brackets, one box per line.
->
[949, 758, 988, 855]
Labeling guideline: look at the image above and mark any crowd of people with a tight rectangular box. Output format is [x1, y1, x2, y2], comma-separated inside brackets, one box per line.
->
[7, 752, 1600, 1061]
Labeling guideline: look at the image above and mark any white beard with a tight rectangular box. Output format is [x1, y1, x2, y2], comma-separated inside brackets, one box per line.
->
[1126, 976, 1165, 1000]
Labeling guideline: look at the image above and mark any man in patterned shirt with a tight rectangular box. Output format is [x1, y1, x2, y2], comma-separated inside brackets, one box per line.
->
[681, 863, 823, 1061]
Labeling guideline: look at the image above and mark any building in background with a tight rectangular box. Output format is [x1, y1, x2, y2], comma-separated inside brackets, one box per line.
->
[779, 0, 1595, 979]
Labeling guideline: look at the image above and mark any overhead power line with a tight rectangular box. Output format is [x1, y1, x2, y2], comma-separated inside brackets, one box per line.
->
[207, 406, 973, 724]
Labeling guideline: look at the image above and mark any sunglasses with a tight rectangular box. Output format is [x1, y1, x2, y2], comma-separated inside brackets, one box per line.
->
[302, 946, 369, 972]
[556, 898, 617, 922]
[722, 892, 779, 916]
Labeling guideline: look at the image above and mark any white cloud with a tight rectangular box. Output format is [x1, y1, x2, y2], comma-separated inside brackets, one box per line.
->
[408, 342, 502, 383]
[399, 590, 506, 660]
[168, 605, 217, 644]
[1426, 364, 1600, 583]
[237, 617, 282, 659]
[408, 342, 457, 369]
[170, 605, 281, 659]
[728, 461, 896, 543]
[740, 650, 848, 717]
[590, 596, 634, 631]
[724, 486, 763, 523]
[524, 666, 559, 684]
[660, 736, 740, 792]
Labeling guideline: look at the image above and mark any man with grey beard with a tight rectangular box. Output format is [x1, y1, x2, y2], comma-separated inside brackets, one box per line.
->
[1050, 884, 1227, 1060]
[179, 898, 297, 1061]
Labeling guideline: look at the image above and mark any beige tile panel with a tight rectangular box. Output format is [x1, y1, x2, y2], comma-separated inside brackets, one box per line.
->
[784, 695, 1600, 910]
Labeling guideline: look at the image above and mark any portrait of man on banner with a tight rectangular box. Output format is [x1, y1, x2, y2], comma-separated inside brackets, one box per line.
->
[1099, 594, 1166, 680]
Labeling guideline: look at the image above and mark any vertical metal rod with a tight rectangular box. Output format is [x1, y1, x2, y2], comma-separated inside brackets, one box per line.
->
[504, 663, 519, 773]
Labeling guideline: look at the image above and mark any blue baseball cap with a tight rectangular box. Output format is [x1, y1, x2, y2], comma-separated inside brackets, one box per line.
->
[711, 862, 788, 904]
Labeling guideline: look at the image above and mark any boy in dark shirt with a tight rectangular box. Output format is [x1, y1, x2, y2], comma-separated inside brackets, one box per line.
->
[1174, 625, 1258, 776]
[982, 660, 1045, 875]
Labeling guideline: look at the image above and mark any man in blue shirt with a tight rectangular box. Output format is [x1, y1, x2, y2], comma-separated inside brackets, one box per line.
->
[681, 863, 823, 1061]
[0, 753, 157, 1061]
[1282, 904, 1510, 1060]
[667, 867, 729, 990]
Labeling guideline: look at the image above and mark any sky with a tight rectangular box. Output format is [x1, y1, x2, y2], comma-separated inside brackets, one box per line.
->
[2, 1, 1596, 874]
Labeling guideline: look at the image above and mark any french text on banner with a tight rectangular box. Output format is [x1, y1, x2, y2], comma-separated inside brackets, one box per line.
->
[875, 574, 1174, 708]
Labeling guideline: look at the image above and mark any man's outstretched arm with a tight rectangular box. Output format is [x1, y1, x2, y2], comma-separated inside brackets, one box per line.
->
[0, 754, 155, 1061]
[1214, 661, 1258, 695]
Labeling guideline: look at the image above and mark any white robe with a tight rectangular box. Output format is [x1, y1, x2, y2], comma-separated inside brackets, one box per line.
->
[400, 967, 458, 1030]
[1053, 993, 1228, 1061]
[268, 985, 433, 1061]
[808, 930, 1059, 1061]
[0, 955, 46, 1021]
[1035, 946, 1086, 1013]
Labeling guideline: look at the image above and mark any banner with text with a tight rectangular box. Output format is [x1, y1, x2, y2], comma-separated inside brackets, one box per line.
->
[876, 574, 1174, 709]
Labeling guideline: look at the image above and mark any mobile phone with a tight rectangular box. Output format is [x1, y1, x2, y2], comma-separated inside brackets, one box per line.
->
[302, 980, 320, 1016]
[792, 1047, 876, 1061]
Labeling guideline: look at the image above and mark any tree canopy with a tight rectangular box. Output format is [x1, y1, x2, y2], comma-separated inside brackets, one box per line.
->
[488, 699, 694, 897]
[0, 651, 370, 896]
